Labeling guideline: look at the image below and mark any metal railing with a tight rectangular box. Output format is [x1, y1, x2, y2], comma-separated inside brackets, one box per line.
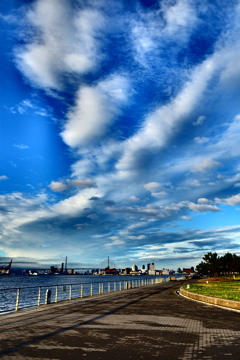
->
[0, 277, 166, 313]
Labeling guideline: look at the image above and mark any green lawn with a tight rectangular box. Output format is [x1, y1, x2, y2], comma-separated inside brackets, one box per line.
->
[183, 281, 240, 301]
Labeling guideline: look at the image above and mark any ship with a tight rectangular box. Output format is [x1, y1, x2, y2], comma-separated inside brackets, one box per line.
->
[0, 259, 12, 275]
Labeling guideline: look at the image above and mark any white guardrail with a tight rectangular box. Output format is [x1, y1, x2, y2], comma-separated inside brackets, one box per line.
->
[0, 277, 166, 313]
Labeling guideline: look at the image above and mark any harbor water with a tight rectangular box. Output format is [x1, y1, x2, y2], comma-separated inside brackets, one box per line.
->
[0, 275, 181, 313]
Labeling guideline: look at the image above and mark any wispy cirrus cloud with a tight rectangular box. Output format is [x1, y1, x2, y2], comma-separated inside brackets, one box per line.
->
[14, 144, 29, 150]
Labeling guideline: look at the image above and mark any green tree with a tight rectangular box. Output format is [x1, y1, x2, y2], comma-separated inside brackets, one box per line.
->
[196, 252, 220, 276]
[196, 252, 240, 277]
[195, 261, 211, 276]
[203, 252, 219, 277]
[219, 253, 240, 274]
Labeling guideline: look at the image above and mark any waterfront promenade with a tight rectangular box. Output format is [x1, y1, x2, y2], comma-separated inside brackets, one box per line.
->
[0, 280, 240, 359]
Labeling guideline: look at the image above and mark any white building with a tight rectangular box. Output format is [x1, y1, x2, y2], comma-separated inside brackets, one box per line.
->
[132, 264, 138, 271]
[162, 269, 170, 275]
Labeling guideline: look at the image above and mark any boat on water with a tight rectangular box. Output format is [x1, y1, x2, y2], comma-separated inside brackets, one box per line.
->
[0, 259, 12, 275]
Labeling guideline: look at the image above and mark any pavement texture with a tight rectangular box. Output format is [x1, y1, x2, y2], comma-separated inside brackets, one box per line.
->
[0, 280, 240, 360]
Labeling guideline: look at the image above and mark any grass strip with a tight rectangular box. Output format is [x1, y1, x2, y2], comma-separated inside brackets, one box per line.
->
[183, 281, 240, 302]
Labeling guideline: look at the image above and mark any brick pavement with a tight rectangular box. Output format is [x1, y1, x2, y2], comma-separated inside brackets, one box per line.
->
[0, 281, 240, 359]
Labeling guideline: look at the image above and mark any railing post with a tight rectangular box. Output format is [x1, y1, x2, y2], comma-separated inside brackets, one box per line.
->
[69, 285, 72, 300]
[55, 286, 58, 303]
[119, 281, 122, 291]
[15, 288, 20, 311]
[99, 283, 101, 294]
[45, 289, 51, 305]
[90, 283, 93, 296]
[80, 284, 83, 298]
[108, 282, 110, 293]
[37, 287, 41, 306]
[114, 282, 116, 291]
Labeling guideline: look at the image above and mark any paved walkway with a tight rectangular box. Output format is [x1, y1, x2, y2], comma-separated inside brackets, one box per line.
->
[0, 280, 240, 359]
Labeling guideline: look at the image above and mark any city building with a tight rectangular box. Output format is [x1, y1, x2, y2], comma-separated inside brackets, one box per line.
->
[132, 264, 138, 272]
[183, 267, 195, 274]
[148, 263, 156, 275]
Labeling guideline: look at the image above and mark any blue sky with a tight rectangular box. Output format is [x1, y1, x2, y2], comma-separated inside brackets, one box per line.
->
[1, 0, 240, 270]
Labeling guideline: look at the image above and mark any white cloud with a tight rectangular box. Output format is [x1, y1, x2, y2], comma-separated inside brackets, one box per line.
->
[152, 191, 168, 198]
[188, 202, 221, 212]
[181, 216, 191, 220]
[87, 214, 99, 220]
[107, 204, 162, 218]
[14, 144, 29, 150]
[187, 179, 202, 187]
[116, 34, 240, 178]
[128, 235, 146, 240]
[104, 239, 125, 247]
[194, 137, 209, 144]
[116, 56, 217, 172]
[15, 0, 105, 90]
[0, 192, 50, 239]
[48, 181, 70, 192]
[161, 0, 198, 38]
[219, 45, 240, 89]
[9, 99, 51, 118]
[226, 194, 240, 205]
[193, 158, 222, 173]
[193, 115, 206, 126]
[131, 0, 198, 67]
[198, 198, 213, 204]
[0, 175, 8, 181]
[71, 158, 96, 179]
[61, 75, 130, 147]
[144, 182, 161, 191]
[126, 196, 140, 202]
[61, 86, 114, 147]
[68, 179, 96, 188]
[51, 188, 100, 217]
[48, 178, 97, 192]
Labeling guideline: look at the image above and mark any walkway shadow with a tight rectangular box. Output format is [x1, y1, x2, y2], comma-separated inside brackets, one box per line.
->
[0, 283, 180, 357]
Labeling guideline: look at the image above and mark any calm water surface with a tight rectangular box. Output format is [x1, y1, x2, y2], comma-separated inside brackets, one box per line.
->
[0, 275, 175, 313]
[0, 274, 171, 289]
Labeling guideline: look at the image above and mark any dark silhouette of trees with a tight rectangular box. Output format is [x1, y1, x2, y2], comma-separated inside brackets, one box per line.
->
[196, 252, 240, 276]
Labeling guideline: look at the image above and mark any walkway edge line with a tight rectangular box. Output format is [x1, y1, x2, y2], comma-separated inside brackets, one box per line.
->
[180, 287, 240, 311]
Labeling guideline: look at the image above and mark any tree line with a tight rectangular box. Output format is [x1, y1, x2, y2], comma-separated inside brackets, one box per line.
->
[196, 252, 240, 276]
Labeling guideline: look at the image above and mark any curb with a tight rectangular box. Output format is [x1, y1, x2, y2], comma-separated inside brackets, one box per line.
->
[180, 287, 240, 311]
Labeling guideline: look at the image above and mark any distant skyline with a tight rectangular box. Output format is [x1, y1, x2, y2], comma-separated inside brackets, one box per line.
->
[1, 0, 240, 271]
